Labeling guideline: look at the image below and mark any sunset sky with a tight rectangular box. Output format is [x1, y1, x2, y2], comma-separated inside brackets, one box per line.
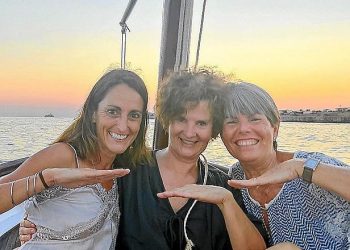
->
[0, 0, 349, 117]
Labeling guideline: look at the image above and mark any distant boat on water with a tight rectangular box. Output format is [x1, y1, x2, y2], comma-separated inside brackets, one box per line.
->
[44, 113, 54, 117]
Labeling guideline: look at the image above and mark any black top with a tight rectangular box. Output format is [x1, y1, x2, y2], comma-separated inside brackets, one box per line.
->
[116, 154, 267, 250]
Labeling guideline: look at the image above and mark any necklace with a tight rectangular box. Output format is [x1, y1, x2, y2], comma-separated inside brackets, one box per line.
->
[90, 159, 96, 169]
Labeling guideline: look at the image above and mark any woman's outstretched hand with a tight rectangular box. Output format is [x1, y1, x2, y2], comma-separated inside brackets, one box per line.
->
[44, 167, 130, 188]
[157, 184, 233, 208]
[158, 184, 266, 249]
[228, 159, 302, 189]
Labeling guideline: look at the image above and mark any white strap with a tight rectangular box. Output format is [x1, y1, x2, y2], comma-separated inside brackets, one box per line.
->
[66, 143, 80, 168]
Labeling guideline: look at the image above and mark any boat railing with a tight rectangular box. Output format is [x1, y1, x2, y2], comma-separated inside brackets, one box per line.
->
[0, 157, 27, 178]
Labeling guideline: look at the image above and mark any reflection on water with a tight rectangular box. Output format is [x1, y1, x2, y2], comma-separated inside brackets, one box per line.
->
[0, 117, 349, 166]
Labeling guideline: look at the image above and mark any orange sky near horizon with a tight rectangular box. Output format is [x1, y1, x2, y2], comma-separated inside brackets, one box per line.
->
[0, 1, 349, 117]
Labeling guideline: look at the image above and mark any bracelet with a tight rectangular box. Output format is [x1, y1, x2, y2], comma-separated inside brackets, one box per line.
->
[33, 173, 38, 195]
[39, 171, 49, 189]
[10, 181, 16, 206]
[26, 176, 30, 199]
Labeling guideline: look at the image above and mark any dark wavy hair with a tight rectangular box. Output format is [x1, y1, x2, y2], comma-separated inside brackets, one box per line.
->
[155, 69, 226, 139]
[55, 69, 151, 167]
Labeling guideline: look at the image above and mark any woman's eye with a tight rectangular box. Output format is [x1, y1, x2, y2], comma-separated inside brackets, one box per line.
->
[106, 109, 120, 117]
[250, 117, 261, 122]
[129, 112, 142, 120]
[197, 121, 207, 127]
[225, 118, 238, 124]
[175, 116, 186, 122]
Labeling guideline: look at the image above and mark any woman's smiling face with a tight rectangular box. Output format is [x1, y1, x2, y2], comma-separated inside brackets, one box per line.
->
[94, 83, 144, 159]
[168, 101, 213, 162]
[221, 113, 278, 164]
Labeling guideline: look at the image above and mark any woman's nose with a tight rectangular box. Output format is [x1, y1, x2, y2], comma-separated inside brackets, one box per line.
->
[115, 115, 128, 132]
[238, 120, 250, 132]
[183, 123, 196, 137]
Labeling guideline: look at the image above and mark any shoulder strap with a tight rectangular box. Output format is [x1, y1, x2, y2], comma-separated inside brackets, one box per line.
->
[66, 143, 80, 168]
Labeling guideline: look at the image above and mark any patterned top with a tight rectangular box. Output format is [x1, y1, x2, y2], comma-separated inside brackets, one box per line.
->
[229, 151, 350, 250]
[20, 145, 120, 250]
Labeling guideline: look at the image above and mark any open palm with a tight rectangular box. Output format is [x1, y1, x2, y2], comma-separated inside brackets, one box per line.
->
[46, 168, 130, 188]
[228, 159, 301, 189]
[157, 184, 233, 205]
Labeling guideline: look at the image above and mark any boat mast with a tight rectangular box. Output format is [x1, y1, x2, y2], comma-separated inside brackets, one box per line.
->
[153, 0, 194, 150]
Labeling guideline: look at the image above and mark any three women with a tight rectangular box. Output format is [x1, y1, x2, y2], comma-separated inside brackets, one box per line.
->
[17, 71, 349, 249]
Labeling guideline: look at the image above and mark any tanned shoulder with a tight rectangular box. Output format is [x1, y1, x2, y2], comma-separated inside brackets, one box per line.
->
[0, 142, 76, 182]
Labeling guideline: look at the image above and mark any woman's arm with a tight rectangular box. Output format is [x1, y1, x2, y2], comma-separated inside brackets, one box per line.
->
[158, 184, 266, 250]
[0, 167, 130, 214]
[295, 160, 350, 201]
[0, 143, 78, 184]
[228, 159, 350, 201]
[0, 143, 74, 213]
[0, 174, 46, 214]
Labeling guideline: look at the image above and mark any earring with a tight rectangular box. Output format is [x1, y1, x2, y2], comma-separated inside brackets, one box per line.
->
[273, 137, 277, 151]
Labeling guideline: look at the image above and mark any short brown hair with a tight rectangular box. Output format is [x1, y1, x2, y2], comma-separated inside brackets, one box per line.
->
[155, 70, 226, 139]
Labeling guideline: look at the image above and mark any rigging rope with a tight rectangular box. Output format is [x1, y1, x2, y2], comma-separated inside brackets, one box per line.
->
[120, 23, 130, 69]
[183, 154, 209, 250]
[194, 0, 207, 70]
[119, 0, 137, 69]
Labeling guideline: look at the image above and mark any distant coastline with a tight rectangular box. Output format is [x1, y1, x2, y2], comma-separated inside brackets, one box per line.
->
[148, 110, 350, 123]
[280, 107, 350, 123]
[1, 109, 350, 123]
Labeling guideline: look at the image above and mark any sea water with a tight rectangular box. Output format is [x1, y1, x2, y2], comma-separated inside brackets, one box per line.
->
[0, 117, 349, 165]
